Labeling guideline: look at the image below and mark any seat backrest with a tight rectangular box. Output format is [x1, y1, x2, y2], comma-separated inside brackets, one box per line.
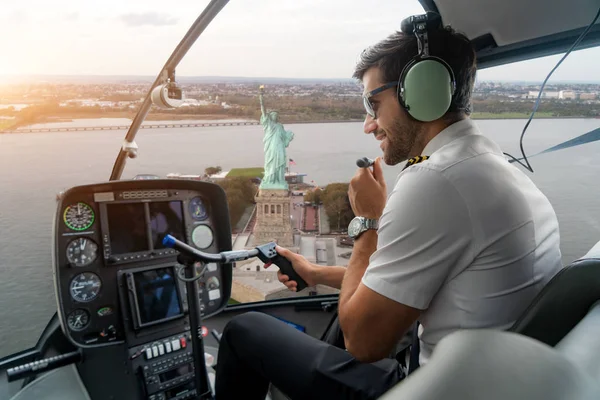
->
[556, 301, 600, 381]
[509, 258, 600, 346]
[378, 328, 600, 400]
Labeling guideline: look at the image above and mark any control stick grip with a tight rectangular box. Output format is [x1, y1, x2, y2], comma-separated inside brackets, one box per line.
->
[255, 243, 309, 291]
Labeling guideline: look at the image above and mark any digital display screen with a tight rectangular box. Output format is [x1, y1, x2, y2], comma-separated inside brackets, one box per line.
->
[106, 203, 149, 254]
[159, 363, 194, 383]
[165, 381, 195, 399]
[133, 267, 182, 326]
[149, 201, 185, 249]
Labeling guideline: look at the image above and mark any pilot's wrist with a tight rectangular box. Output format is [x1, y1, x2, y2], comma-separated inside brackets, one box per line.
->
[353, 229, 377, 250]
[309, 263, 321, 285]
[360, 213, 381, 220]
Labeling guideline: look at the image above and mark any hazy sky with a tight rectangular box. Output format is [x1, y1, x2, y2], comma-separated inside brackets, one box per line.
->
[1, 0, 599, 81]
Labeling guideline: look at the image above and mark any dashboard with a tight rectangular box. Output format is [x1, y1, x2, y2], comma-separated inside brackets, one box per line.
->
[52, 179, 233, 399]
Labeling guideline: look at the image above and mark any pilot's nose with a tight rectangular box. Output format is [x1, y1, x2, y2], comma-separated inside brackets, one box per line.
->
[364, 114, 378, 134]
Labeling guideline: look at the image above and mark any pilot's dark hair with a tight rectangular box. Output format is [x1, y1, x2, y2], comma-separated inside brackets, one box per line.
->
[353, 25, 477, 119]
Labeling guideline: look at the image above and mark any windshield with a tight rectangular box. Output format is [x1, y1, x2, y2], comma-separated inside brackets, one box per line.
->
[1, 0, 600, 359]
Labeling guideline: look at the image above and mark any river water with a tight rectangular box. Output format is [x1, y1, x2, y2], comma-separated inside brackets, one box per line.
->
[1, 118, 599, 357]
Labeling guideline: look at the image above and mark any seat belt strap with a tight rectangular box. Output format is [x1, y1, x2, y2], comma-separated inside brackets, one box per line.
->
[408, 321, 420, 375]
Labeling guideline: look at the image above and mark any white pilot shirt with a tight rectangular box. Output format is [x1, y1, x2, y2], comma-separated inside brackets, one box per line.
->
[361, 118, 562, 365]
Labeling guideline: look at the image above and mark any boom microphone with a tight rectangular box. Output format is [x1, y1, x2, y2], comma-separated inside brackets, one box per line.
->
[356, 157, 375, 168]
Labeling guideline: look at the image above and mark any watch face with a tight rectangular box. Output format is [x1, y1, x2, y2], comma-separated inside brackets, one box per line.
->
[348, 218, 363, 237]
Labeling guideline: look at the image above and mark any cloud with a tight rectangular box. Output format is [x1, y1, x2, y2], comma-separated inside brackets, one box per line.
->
[119, 12, 178, 27]
[8, 9, 27, 23]
[64, 12, 79, 22]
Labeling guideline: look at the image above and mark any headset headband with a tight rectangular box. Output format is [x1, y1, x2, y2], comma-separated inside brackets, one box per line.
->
[400, 12, 443, 57]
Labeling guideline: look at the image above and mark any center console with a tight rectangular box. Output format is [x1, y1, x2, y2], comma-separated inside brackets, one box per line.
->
[130, 331, 196, 400]
[52, 179, 233, 399]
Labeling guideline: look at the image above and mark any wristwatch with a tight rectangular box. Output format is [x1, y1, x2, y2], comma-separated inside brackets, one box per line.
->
[347, 216, 379, 239]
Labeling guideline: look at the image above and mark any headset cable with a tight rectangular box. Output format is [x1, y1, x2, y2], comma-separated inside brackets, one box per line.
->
[503, 6, 600, 172]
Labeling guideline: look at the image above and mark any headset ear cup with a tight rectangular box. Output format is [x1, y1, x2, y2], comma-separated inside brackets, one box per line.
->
[402, 59, 453, 122]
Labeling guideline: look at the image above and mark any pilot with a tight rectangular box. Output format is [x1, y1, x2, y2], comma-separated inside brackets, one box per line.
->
[214, 17, 562, 400]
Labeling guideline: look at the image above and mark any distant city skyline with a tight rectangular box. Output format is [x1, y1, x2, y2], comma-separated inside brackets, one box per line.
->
[1, 0, 599, 82]
[1, 74, 600, 86]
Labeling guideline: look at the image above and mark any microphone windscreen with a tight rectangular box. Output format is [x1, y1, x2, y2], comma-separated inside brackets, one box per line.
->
[356, 157, 374, 168]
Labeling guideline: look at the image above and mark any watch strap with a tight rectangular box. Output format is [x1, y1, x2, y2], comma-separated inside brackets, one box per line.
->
[363, 218, 379, 230]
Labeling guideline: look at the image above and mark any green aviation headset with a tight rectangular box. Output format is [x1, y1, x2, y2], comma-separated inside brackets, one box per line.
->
[398, 12, 456, 122]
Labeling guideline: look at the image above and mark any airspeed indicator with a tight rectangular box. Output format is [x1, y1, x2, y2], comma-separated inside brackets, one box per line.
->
[64, 202, 95, 231]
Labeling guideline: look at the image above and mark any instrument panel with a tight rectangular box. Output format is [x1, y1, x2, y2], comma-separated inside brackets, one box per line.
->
[53, 179, 233, 348]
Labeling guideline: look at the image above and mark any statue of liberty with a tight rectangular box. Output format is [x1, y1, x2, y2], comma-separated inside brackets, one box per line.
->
[258, 85, 294, 190]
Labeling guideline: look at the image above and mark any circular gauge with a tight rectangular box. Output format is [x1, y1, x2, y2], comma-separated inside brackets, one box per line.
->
[206, 276, 220, 290]
[189, 197, 208, 221]
[63, 203, 95, 231]
[70, 272, 102, 303]
[192, 225, 213, 249]
[67, 309, 90, 331]
[66, 238, 98, 267]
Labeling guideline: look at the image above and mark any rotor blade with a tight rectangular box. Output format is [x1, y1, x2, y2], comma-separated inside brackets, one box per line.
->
[509, 126, 600, 163]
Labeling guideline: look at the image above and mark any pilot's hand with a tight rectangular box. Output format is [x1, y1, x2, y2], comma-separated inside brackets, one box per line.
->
[348, 156, 387, 219]
[268, 245, 317, 291]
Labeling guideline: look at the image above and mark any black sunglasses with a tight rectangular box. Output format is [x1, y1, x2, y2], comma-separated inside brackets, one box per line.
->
[362, 81, 400, 119]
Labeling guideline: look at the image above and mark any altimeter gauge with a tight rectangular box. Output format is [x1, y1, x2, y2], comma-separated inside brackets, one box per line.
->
[67, 309, 90, 331]
[63, 202, 95, 231]
[70, 272, 102, 303]
[66, 238, 98, 267]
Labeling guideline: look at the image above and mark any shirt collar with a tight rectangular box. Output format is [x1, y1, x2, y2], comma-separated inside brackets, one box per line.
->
[422, 118, 480, 156]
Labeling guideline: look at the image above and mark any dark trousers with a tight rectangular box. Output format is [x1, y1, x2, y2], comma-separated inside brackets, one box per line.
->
[214, 311, 404, 400]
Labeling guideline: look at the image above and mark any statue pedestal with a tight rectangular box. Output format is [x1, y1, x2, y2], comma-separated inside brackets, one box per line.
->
[259, 181, 289, 190]
[249, 189, 293, 247]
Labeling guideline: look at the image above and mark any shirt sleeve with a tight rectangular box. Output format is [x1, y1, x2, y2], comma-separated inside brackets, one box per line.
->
[362, 167, 473, 310]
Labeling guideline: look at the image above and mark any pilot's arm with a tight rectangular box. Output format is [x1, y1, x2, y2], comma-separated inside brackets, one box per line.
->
[259, 90, 266, 118]
[339, 163, 471, 362]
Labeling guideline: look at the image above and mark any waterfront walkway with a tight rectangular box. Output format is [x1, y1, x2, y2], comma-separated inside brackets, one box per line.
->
[4, 121, 259, 133]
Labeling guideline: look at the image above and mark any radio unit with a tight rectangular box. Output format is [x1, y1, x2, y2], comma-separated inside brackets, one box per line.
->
[129, 332, 196, 398]
[145, 362, 195, 398]
[149, 381, 197, 400]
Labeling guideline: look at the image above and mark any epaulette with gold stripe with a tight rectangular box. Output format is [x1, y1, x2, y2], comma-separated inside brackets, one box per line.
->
[402, 155, 429, 171]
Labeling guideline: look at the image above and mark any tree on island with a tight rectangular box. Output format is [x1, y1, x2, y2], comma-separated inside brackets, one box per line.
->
[205, 166, 222, 176]
[214, 177, 257, 228]
[321, 183, 355, 232]
[304, 188, 323, 204]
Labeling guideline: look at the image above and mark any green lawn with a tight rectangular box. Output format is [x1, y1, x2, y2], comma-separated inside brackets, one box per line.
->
[0, 120, 17, 131]
[227, 167, 264, 178]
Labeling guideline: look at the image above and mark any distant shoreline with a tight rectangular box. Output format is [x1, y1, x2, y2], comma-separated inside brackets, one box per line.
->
[1, 113, 597, 133]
